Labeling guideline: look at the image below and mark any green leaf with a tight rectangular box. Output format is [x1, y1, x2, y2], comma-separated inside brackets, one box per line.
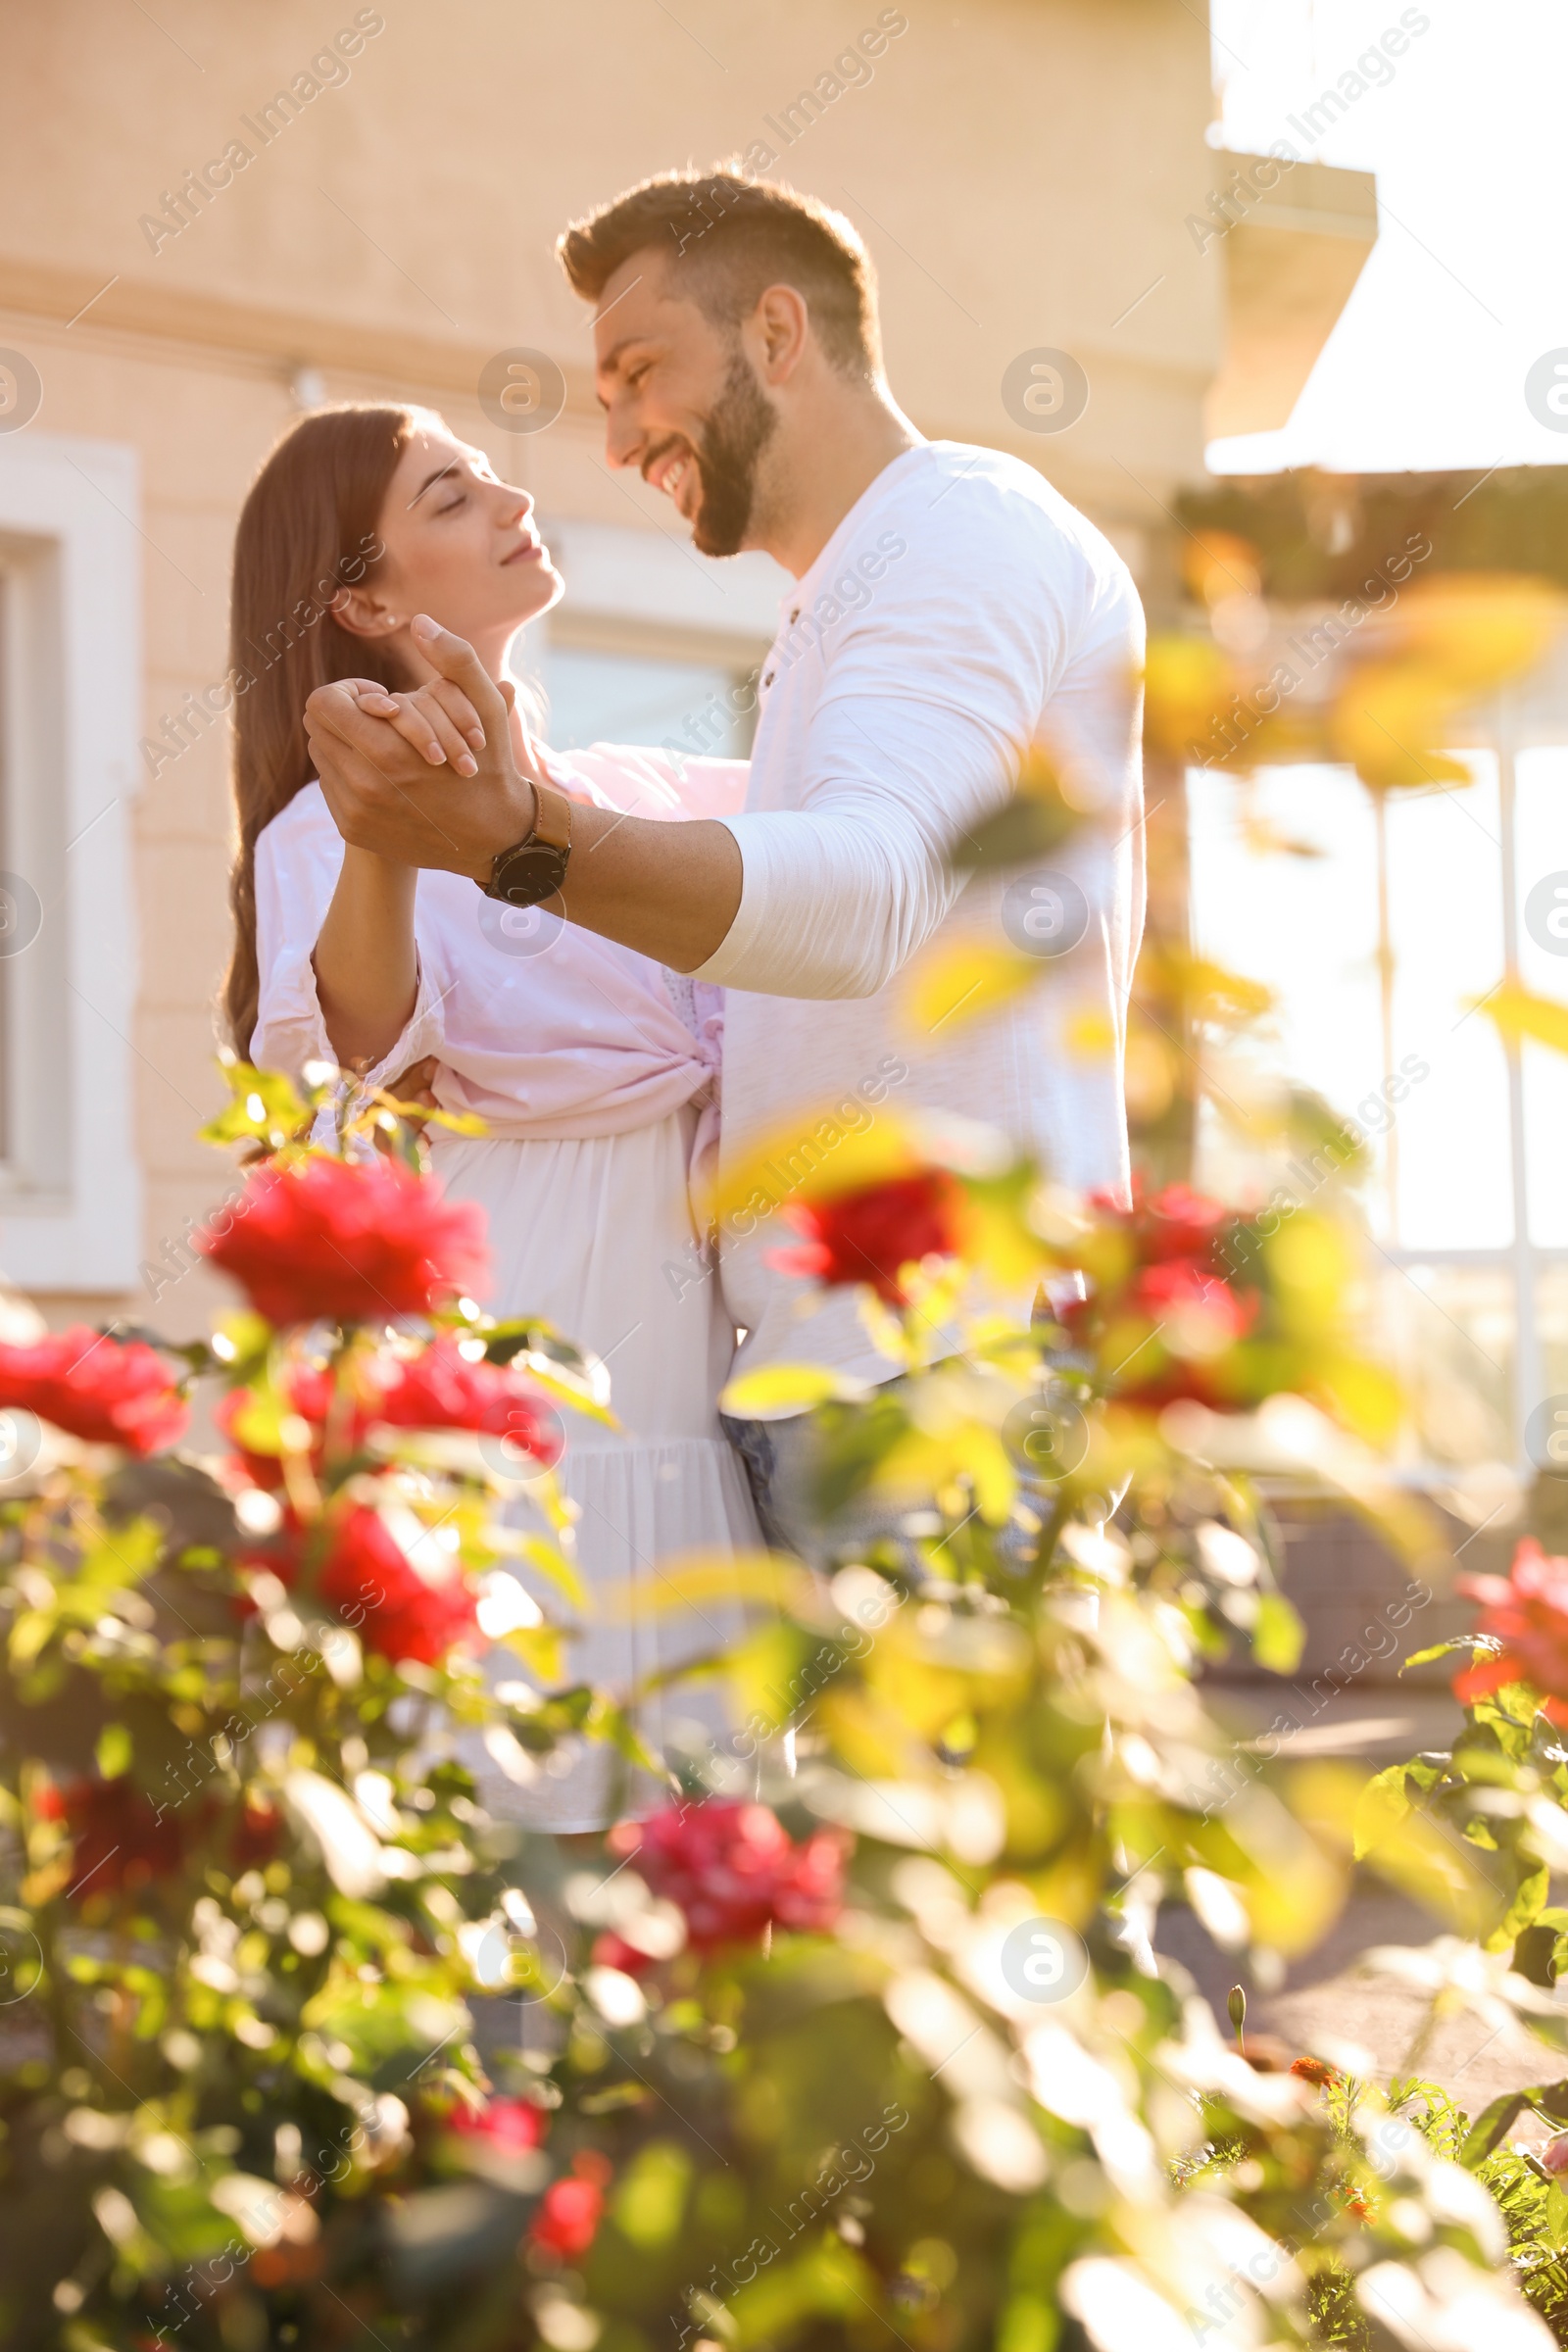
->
[507, 1532, 588, 1615]
[582, 1694, 666, 1780]
[1459, 2089, 1527, 2167]
[480, 1317, 595, 1380]
[372, 1089, 488, 1139]
[198, 1060, 310, 1147]
[95, 1723, 132, 1781]
[513, 1355, 617, 1429]
[948, 787, 1081, 874]
[1502, 1867, 1552, 1945]
[499, 1625, 565, 1685]
[1352, 1761, 1411, 1860]
[997, 2296, 1059, 2352]
[721, 1364, 867, 1419]
[9, 1610, 54, 1667]
[612, 2139, 694, 2251]
[1462, 2080, 1568, 2167]
[1250, 1590, 1304, 1676]
[1402, 1638, 1488, 1670]
[1479, 981, 1568, 1061]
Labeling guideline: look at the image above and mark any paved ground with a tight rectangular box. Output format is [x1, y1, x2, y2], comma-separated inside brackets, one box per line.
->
[1160, 1681, 1568, 2136]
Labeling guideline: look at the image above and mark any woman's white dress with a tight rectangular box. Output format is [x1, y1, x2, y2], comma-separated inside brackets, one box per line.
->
[250, 747, 761, 1829]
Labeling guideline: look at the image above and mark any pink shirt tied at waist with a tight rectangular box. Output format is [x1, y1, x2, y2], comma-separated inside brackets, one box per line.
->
[250, 744, 744, 1183]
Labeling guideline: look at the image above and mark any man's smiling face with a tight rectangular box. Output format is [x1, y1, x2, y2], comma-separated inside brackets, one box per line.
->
[592, 249, 778, 558]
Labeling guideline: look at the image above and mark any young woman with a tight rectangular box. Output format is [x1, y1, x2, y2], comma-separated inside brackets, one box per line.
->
[225, 402, 758, 1827]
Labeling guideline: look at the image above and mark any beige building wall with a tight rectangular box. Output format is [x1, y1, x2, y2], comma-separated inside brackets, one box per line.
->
[0, 0, 1225, 1340]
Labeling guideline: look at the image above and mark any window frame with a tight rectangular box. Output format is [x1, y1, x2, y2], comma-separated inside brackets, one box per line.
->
[0, 430, 142, 1292]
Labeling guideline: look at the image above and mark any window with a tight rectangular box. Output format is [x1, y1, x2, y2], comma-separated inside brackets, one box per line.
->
[539, 644, 756, 760]
[0, 432, 142, 1292]
[1188, 669, 1568, 1472]
[525, 514, 783, 771]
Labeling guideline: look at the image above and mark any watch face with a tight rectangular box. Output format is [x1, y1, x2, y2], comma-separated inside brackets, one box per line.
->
[490, 842, 569, 908]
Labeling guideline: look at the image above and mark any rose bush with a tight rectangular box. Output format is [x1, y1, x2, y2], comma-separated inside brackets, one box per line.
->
[0, 1068, 646, 2351]
[4, 1057, 1567, 2350]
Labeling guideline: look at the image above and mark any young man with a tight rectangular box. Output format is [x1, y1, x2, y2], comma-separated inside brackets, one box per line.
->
[304, 168, 1146, 1532]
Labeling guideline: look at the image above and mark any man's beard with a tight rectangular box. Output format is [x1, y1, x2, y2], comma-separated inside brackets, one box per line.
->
[690, 356, 777, 557]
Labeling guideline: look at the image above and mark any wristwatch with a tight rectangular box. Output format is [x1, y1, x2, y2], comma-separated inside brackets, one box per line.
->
[480, 779, 573, 908]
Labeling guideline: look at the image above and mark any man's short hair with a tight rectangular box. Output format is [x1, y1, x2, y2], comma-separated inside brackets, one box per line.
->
[558, 167, 882, 380]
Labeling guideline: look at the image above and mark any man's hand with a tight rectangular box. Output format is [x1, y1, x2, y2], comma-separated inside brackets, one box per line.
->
[305, 617, 536, 884]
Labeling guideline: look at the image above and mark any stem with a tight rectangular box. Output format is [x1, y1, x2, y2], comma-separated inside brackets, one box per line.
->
[1026, 1491, 1073, 1595]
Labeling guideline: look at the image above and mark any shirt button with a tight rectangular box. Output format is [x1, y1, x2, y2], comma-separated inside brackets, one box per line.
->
[762, 669, 774, 687]
[789, 608, 800, 622]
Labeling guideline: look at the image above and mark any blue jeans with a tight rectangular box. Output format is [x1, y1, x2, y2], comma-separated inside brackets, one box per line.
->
[722, 1394, 1079, 1579]
[718, 1412, 796, 1554]
[720, 1397, 914, 1566]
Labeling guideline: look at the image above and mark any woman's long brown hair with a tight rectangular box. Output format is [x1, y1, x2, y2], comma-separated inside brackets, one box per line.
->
[222, 402, 421, 1054]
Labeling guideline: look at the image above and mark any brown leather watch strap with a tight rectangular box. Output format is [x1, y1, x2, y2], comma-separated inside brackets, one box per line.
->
[529, 777, 573, 856]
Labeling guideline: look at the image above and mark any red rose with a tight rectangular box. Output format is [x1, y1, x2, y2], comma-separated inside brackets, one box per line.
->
[232, 1791, 283, 1867]
[1084, 1180, 1231, 1267]
[589, 1930, 654, 1978]
[56, 1777, 184, 1899]
[1455, 1539, 1568, 1724]
[368, 1341, 564, 1467]
[1125, 1257, 1257, 1370]
[236, 1502, 477, 1664]
[771, 1170, 966, 1306]
[608, 1799, 847, 1951]
[199, 1157, 490, 1328]
[1060, 1181, 1259, 1411]
[530, 2171, 605, 2261]
[315, 1505, 479, 1665]
[0, 1326, 187, 1455]
[220, 1342, 562, 1488]
[448, 2097, 546, 2156]
[1134, 1183, 1231, 1264]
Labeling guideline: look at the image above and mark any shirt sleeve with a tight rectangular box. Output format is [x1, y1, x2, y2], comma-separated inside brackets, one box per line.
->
[692, 499, 1094, 1001]
[249, 796, 446, 1087]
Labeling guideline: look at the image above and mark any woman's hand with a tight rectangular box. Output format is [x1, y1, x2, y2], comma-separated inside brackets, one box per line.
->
[307, 621, 585, 888]
[385, 1053, 439, 1112]
[339, 676, 486, 777]
[337, 672, 555, 809]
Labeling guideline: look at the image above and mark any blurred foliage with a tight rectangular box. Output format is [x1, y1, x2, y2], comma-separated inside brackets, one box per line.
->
[8, 1089, 1568, 2343]
[1178, 466, 1568, 604]
[1147, 548, 1565, 793]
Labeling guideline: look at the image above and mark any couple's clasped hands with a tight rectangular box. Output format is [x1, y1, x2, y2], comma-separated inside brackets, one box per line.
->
[304, 615, 541, 884]
[306, 611, 744, 972]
